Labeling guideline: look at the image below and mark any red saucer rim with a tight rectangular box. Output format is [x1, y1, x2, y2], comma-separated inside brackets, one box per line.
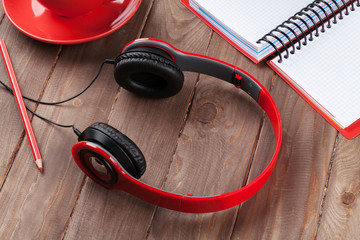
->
[2, 0, 142, 44]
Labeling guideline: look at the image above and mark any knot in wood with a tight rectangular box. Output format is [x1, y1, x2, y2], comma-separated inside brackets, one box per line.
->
[72, 98, 83, 107]
[341, 192, 355, 205]
[195, 102, 217, 124]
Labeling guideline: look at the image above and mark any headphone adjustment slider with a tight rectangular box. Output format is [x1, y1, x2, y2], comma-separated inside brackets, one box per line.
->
[233, 73, 243, 88]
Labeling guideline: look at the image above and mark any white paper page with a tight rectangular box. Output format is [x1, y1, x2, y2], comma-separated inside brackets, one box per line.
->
[190, 0, 349, 61]
[271, 7, 360, 128]
[193, 0, 310, 46]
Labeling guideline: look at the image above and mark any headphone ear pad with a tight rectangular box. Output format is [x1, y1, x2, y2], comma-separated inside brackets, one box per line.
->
[79, 123, 146, 179]
[114, 51, 184, 98]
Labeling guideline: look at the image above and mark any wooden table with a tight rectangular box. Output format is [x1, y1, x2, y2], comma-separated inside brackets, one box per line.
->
[0, 1, 359, 239]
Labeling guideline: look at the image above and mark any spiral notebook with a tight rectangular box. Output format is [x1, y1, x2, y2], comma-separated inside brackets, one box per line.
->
[182, 0, 352, 63]
[182, 0, 360, 139]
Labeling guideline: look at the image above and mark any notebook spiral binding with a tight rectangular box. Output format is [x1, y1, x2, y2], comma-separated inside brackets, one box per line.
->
[257, 0, 360, 63]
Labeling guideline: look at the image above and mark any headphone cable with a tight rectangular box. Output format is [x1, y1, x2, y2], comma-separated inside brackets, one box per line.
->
[0, 59, 115, 136]
[0, 59, 115, 106]
[24, 104, 81, 136]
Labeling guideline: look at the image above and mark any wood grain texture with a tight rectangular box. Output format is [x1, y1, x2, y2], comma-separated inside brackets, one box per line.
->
[231, 75, 338, 240]
[0, 1, 153, 239]
[316, 135, 360, 239]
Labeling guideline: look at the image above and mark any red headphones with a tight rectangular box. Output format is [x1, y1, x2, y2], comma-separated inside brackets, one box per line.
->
[71, 38, 282, 213]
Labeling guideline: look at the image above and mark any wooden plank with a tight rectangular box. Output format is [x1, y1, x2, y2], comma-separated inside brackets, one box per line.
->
[0, 16, 60, 186]
[0, 4, 4, 18]
[62, 0, 217, 239]
[146, 33, 274, 239]
[230, 74, 338, 239]
[316, 134, 360, 239]
[0, 1, 152, 239]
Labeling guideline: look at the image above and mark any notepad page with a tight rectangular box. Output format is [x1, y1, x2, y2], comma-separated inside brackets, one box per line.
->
[270, 8, 360, 128]
[189, 0, 350, 62]
[192, 0, 311, 49]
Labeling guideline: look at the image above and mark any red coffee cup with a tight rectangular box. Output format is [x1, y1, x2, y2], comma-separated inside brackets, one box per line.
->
[37, 0, 109, 17]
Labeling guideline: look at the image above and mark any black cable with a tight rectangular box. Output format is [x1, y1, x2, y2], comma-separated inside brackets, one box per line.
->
[25, 104, 81, 137]
[0, 59, 115, 136]
[0, 59, 115, 106]
[25, 104, 72, 128]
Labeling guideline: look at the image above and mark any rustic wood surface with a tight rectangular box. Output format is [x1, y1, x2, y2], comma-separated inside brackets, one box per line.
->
[0, 0, 359, 239]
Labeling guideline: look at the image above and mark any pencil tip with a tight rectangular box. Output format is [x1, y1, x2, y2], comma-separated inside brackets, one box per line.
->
[35, 158, 43, 172]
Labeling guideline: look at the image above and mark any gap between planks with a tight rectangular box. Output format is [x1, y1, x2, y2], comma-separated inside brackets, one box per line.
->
[313, 132, 339, 239]
[0, 14, 5, 25]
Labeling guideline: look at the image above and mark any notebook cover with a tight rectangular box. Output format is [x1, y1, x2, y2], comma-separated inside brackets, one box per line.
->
[181, 0, 273, 64]
[268, 60, 360, 139]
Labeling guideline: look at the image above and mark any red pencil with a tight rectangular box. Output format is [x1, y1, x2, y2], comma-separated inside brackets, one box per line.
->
[0, 40, 43, 172]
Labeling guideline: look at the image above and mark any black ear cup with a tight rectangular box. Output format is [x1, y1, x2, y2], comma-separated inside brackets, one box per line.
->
[78, 122, 146, 179]
[114, 51, 184, 98]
